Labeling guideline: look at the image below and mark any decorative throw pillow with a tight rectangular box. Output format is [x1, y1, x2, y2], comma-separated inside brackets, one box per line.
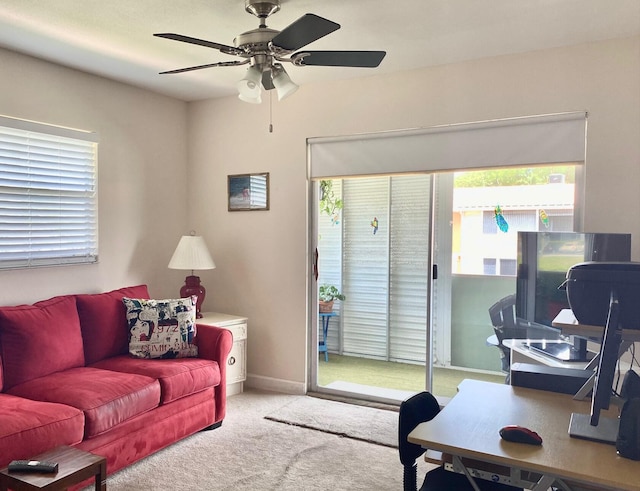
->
[123, 296, 198, 359]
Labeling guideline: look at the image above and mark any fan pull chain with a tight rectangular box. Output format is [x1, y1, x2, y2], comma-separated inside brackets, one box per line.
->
[269, 90, 273, 133]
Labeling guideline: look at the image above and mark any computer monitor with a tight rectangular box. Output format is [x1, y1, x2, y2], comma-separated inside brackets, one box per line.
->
[569, 290, 623, 444]
[516, 232, 631, 361]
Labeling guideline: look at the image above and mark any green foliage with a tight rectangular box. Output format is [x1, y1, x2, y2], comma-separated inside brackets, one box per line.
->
[319, 284, 345, 302]
[454, 166, 575, 187]
[319, 180, 343, 223]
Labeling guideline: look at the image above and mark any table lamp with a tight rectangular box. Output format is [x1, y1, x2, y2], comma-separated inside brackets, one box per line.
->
[168, 233, 216, 318]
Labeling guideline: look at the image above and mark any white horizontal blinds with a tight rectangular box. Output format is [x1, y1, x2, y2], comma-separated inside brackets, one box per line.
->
[0, 117, 98, 268]
[308, 112, 586, 178]
[342, 177, 390, 358]
[340, 176, 430, 363]
[388, 175, 430, 363]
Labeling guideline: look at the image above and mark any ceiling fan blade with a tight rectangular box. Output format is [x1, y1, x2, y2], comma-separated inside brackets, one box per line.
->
[292, 50, 386, 68]
[271, 14, 340, 51]
[160, 60, 249, 74]
[154, 33, 243, 56]
[262, 71, 275, 90]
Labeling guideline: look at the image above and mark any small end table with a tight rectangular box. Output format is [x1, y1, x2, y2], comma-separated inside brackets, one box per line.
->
[318, 311, 337, 362]
[0, 446, 106, 491]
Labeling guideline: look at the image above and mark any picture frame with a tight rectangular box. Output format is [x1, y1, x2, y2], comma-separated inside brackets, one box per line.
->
[227, 172, 270, 211]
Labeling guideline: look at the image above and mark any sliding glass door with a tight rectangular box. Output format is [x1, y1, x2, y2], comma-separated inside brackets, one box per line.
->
[309, 165, 581, 403]
[307, 113, 586, 403]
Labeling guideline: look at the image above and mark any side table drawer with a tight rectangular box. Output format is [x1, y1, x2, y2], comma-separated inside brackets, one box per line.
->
[198, 312, 247, 394]
[227, 338, 246, 384]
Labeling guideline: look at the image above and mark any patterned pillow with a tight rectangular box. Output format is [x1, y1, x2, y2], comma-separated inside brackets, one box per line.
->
[123, 297, 198, 359]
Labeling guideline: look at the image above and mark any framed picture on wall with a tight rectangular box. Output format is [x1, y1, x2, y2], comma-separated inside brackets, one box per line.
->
[227, 172, 270, 211]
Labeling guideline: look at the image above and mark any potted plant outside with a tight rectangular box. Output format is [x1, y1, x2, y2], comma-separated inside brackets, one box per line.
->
[319, 284, 345, 313]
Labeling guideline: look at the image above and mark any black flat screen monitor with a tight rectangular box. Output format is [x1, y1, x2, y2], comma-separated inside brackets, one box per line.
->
[569, 290, 623, 444]
[516, 232, 631, 361]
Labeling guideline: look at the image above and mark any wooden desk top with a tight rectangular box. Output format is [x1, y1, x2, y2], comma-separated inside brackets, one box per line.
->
[552, 309, 640, 342]
[408, 379, 640, 491]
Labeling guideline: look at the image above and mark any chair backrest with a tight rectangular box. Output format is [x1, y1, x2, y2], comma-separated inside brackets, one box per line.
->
[398, 392, 441, 491]
[488, 294, 517, 332]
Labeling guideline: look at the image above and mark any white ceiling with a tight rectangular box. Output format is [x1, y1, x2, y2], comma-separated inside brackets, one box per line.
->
[0, 0, 638, 102]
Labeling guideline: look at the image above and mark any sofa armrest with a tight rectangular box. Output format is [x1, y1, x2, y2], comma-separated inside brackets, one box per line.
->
[194, 324, 233, 422]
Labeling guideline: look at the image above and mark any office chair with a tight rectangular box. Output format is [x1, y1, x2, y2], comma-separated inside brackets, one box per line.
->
[488, 294, 519, 375]
[399, 391, 522, 491]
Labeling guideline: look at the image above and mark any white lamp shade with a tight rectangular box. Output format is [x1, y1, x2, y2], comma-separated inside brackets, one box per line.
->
[237, 66, 262, 102]
[273, 66, 299, 101]
[168, 235, 216, 271]
[238, 92, 262, 104]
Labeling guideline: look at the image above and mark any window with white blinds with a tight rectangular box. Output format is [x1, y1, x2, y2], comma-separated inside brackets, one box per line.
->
[0, 116, 98, 269]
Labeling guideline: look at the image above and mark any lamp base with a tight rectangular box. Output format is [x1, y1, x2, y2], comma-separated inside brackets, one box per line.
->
[180, 275, 206, 318]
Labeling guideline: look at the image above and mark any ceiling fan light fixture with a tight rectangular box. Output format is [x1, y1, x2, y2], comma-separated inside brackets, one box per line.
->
[238, 92, 262, 104]
[237, 65, 262, 102]
[272, 65, 299, 101]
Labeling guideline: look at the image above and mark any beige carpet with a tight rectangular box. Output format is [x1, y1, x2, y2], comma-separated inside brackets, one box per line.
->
[264, 395, 398, 448]
[94, 390, 435, 490]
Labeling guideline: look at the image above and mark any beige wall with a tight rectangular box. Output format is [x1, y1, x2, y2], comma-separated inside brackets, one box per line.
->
[189, 36, 640, 393]
[0, 48, 190, 303]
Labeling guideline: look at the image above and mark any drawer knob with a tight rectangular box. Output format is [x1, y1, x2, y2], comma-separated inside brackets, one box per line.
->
[228, 356, 236, 366]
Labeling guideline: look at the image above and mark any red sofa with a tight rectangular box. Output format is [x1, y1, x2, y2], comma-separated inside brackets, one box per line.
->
[0, 285, 233, 480]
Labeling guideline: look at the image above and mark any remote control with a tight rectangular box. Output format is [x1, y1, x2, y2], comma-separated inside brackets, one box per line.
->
[8, 460, 58, 473]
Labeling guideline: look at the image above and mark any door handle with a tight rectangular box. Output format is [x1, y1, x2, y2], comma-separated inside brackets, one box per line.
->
[313, 248, 319, 281]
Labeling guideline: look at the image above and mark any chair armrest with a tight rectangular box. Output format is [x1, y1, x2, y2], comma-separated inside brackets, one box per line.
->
[195, 323, 233, 362]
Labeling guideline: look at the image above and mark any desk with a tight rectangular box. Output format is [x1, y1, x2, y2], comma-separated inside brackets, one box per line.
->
[408, 379, 640, 491]
[318, 312, 337, 362]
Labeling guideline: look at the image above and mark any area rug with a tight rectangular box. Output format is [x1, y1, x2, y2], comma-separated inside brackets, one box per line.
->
[264, 395, 399, 448]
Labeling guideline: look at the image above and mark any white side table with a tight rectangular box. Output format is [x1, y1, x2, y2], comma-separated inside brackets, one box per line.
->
[198, 312, 247, 396]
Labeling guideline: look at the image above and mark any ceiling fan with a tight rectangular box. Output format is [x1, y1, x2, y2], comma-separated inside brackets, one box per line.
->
[154, 0, 386, 103]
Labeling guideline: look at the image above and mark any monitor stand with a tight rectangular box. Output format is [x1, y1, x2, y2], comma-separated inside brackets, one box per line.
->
[569, 413, 619, 445]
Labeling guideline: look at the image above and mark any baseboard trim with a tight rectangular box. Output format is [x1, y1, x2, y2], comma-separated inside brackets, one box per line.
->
[245, 374, 306, 395]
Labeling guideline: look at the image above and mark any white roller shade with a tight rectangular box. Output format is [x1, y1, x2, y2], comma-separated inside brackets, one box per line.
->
[308, 112, 586, 179]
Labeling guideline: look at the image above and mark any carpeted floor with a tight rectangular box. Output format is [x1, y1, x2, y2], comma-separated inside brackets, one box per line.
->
[264, 395, 398, 448]
[95, 389, 436, 490]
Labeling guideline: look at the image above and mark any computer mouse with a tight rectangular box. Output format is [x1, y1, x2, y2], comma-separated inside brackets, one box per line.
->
[499, 425, 543, 445]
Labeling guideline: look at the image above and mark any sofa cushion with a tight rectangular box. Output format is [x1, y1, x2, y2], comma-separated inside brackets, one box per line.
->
[0, 295, 85, 390]
[123, 297, 198, 359]
[7, 367, 160, 439]
[76, 284, 150, 364]
[91, 355, 220, 404]
[0, 393, 84, 467]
